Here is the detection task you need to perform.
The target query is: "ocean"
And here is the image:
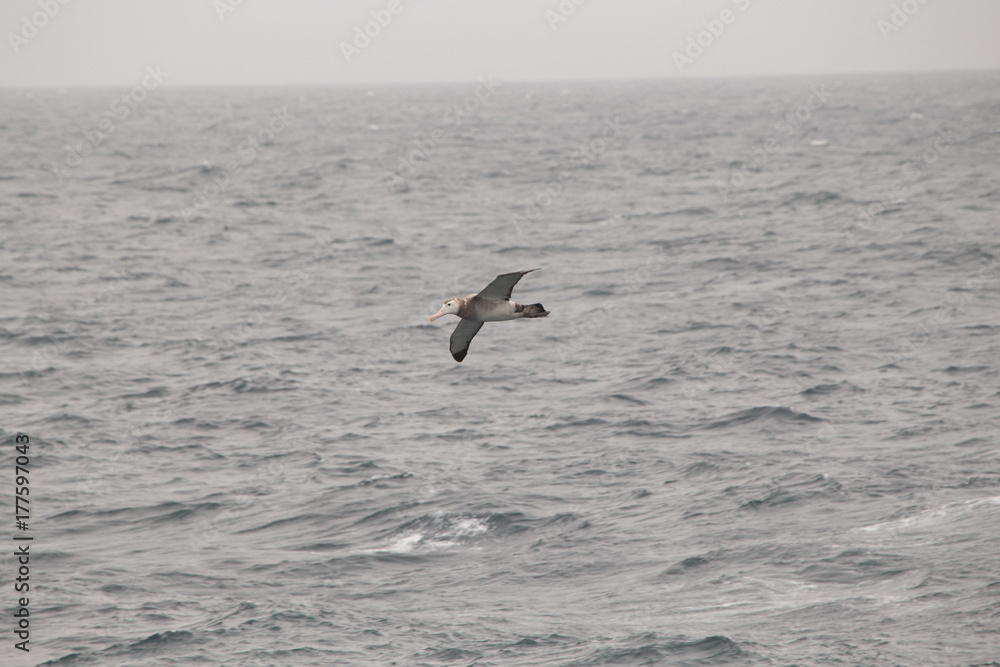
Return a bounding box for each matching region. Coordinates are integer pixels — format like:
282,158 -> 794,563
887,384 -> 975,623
2,71 -> 999,666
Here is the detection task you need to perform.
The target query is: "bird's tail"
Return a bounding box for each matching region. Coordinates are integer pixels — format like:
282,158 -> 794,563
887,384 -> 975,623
521,303 -> 550,318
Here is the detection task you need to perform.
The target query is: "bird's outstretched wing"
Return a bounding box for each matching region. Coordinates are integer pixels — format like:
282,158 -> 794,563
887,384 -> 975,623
450,319 -> 484,362
476,269 -> 539,301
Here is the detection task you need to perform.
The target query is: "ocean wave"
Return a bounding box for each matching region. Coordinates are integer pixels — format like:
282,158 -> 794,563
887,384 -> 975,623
378,511 -> 528,553
740,473 -> 844,510
701,406 -> 824,430
577,634 -> 742,665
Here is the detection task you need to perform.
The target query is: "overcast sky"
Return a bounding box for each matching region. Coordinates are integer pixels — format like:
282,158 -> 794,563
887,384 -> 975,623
2,0 -> 998,86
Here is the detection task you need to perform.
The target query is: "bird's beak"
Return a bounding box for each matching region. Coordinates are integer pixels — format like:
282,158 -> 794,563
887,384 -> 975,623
430,306 -> 447,322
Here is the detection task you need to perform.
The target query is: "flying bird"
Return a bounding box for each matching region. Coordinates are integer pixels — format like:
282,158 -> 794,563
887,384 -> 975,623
430,269 -> 549,362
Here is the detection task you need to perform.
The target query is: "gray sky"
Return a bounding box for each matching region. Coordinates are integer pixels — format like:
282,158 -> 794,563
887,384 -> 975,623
2,0 -> 998,86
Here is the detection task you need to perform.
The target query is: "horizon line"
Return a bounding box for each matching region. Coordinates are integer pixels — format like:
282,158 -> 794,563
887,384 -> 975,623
2,66 -> 999,90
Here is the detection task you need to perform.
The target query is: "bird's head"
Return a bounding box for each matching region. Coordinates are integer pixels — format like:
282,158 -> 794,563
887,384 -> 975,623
430,298 -> 461,322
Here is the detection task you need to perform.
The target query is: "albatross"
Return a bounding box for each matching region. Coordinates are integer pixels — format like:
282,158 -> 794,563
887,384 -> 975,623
430,268 -> 549,362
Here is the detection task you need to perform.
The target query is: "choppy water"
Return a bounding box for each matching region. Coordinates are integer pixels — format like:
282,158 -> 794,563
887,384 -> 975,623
2,72 -> 1000,666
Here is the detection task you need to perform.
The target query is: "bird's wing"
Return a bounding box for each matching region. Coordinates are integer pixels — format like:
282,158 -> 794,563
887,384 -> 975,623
450,319 -> 484,363
476,269 -> 539,301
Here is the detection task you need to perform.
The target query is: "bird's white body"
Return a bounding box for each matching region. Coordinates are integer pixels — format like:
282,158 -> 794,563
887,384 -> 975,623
474,298 -> 521,321
432,295 -> 522,322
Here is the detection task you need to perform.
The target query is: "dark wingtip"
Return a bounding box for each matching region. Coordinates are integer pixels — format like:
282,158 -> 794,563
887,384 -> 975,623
452,349 -> 467,362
